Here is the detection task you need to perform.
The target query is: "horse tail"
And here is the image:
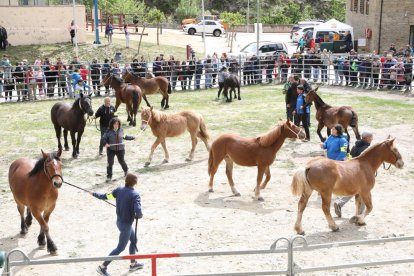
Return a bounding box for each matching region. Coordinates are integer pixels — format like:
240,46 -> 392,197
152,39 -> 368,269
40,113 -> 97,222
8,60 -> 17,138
291,168 -> 312,196
350,110 -> 361,140
199,116 -> 210,141
132,89 -> 140,116
168,82 -> 172,94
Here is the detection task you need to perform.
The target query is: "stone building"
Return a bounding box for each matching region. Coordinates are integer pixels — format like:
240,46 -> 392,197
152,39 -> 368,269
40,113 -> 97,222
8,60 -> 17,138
346,0 -> 414,53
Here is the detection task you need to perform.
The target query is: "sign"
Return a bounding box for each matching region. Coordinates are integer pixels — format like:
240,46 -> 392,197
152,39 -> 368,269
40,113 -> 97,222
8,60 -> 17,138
358,38 -> 366,47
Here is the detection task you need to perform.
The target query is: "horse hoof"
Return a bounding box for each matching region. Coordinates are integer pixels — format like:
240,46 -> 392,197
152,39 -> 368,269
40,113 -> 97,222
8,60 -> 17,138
144,162 -> 150,167
297,231 -> 305,236
257,196 -> 264,202
49,250 -> 58,256
20,229 -> 28,235
72,154 -> 78,159
238,97 -> 241,100
185,158 -> 192,162
357,221 -> 366,226
332,226 -> 340,232
234,192 -> 241,197
349,216 -> 358,224
162,159 -> 169,164
64,147 -> 69,151
38,244 -> 46,249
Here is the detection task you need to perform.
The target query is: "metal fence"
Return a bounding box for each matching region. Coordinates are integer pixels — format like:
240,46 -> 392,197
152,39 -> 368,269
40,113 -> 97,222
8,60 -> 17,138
0,53 -> 413,103
3,235 -> 414,275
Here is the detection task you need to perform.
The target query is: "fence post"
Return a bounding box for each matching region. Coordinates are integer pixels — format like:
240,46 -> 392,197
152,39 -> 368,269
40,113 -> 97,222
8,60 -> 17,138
289,235 -> 308,276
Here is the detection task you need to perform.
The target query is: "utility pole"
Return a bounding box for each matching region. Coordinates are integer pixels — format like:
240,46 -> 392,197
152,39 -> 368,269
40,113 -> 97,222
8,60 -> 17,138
256,0 -> 260,56
247,0 -> 250,33
93,0 -> 100,44
202,0 -> 206,57
72,0 -> 79,57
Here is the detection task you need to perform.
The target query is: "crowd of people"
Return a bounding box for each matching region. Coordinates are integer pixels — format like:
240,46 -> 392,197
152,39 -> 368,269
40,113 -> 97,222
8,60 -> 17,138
0,42 -> 413,102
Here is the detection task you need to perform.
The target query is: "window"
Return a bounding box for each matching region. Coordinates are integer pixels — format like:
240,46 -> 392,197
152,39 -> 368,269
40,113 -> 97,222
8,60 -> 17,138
360,0 -> 365,14
366,0 -> 370,15
352,0 -> 358,12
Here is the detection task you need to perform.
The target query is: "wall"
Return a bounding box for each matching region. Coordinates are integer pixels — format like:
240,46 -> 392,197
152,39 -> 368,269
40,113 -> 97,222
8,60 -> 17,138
346,0 -> 414,53
0,6 -> 86,46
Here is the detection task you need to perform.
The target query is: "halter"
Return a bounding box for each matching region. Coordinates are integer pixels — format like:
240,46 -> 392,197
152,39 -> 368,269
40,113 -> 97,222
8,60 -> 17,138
141,110 -> 152,130
43,158 -> 63,183
284,123 -> 303,140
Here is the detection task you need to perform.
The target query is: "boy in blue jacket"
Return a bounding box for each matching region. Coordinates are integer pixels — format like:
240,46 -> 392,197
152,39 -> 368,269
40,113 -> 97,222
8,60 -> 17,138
320,124 -> 348,161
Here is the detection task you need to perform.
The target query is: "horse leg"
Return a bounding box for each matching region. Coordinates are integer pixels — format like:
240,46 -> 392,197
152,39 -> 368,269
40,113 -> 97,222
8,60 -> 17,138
197,132 -> 211,151
63,129 -> 70,151
345,129 -> 351,152
143,95 -> 151,107
350,192 -> 373,226
160,139 -> 170,164
54,125 -> 63,150
259,166 -> 271,189
237,85 -> 241,100
208,151 -> 226,193
42,205 -> 58,255
25,207 -> 33,227
145,137 -> 162,167
320,193 -> 339,232
294,190 -> 313,235
164,94 -> 170,109
224,156 -> 240,196
126,104 -> 133,125
70,131 -> 78,158
254,166 -> 266,201
186,133 -> 198,161
17,204 -> 28,235
317,122 -> 326,142
76,130 -> 83,155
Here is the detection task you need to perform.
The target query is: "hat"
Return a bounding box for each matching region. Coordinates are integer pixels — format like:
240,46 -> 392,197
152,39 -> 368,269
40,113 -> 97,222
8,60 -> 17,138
297,84 -> 304,90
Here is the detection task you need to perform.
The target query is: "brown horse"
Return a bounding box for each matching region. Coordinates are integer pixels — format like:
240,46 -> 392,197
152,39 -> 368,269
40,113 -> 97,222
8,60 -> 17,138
140,106 -> 210,167
291,137 -> 404,235
305,87 -> 361,143
208,119 -> 306,201
51,94 -> 94,158
101,73 -> 142,126
8,149 -> 63,255
122,70 -> 171,109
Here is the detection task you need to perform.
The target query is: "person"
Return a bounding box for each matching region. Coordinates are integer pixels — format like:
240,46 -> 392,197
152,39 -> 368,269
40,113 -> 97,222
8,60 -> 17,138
101,118 -> 129,183
90,58 -> 101,96
320,124 -> 348,161
124,24 -> 130,48
105,22 -> 113,45
0,24 -> 8,51
68,20 -> 77,46
292,84 -> 310,141
343,31 -> 353,52
91,173 -> 144,276
333,131 -> 373,218
95,97 -> 116,155
285,75 -> 299,121
74,79 -> 90,99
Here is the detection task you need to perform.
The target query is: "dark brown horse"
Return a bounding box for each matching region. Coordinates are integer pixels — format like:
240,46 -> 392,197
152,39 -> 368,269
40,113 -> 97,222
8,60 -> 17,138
51,94 -> 94,158
291,137 -> 404,235
122,70 -> 171,109
305,87 -> 361,142
101,73 -> 142,126
208,119 -> 306,201
9,149 -> 63,255
222,73 -> 241,102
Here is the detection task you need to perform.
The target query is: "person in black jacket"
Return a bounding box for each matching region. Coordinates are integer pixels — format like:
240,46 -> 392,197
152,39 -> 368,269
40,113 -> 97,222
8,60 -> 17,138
0,25 -> 8,51
94,97 -> 116,155
285,75 -> 299,122
90,58 -> 101,96
333,131 -> 373,217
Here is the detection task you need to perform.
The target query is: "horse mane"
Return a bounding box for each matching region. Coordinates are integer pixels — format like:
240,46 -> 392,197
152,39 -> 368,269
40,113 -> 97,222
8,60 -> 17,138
72,98 -> 81,109
113,75 -> 125,84
28,152 -> 60,177
151,108 -> 167,123
257,123 -> 283,147
311,90 -> 331,109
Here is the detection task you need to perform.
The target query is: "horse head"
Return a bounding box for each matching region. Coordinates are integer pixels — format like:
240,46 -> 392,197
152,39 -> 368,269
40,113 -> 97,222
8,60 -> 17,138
283,119 -> 306,140
304,87 -> 318,104
384,136 -> 404,169
79,93 -> 94,116
140,106 -> 153,131
100,73 -> 112,87
122,70 -> 132,82
41,149 -> 63,188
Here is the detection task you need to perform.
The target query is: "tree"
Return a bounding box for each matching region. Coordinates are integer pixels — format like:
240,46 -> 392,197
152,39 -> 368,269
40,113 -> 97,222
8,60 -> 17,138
175,0 -> 200,22
147,7 -> 165,46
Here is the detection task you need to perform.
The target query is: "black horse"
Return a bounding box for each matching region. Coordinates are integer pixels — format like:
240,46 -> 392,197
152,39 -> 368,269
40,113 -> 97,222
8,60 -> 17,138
222,74 -> 241,102
51,94 -> 94,158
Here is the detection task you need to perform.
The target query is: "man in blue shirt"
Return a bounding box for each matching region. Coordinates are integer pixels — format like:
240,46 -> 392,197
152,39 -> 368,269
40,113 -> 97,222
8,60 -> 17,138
92,173 -> 144,276
292,84 -> 310,141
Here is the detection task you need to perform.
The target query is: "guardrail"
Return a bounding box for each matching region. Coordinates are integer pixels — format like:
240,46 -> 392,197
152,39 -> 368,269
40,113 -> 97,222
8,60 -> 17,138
3,235 -> 414,275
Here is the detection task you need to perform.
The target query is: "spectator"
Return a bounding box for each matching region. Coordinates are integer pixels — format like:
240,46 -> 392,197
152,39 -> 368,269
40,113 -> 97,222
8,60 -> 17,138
195,59 -> 203,90
343,31 -> 353,52
79,64 -> 88,81
179,60 -> 187,90
211,52 -> 218,85
124,24 -> 130,48
71,68 -> 82,95
403,56 -> 413,93
68,20 -> 77,46
333,131 -> 373,218
90,58 -> 101,96
371,55 -> 381,89
243,58 -> 253,85
101,58 -> 112,95
25,66 -> 37,100
44,61 -> 58,97
292,84 -> 310,141
34,66 -> 45,97
0,24 -> 8,51
56,61 -> 68,98
186,59 -> 195,90
204,56 -> 213,89
105,21 -> 113,45
320,49 -> 329,84
265,55 -> 276,83
285,75 -> 299,121
0,54 -> 12,80
152,56 -> 162,77
388,43 -> 397,54
69,55 -> 81,71
74,79 -> 90,99
14,62 -> 25,101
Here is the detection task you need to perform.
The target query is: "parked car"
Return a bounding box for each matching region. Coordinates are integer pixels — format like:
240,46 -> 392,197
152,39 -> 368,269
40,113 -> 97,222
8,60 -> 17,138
290,20 -> 324,42
181,15 -> 219,26
183,20 -> 225,37
292,26 -> 315,43
228,41 -> 289,62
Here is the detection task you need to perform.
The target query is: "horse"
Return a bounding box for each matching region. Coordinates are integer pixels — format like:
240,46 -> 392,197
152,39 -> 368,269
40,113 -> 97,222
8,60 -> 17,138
51,94 -> 94,158
101,73 -> 142,126
140,106 -> 210,167
208,119 -> 306,201
122,70 -> 171,109
291,137 -> 404,235
8,149 -> 63,255
222,74 -> 241,102
305,87 -> 361,143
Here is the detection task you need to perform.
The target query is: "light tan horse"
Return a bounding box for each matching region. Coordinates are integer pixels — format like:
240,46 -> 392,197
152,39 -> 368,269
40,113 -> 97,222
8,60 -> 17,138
291,137 -> 404,235
123,70 -> 171,109
140,106 -> 210,167
208,120 -> 306,201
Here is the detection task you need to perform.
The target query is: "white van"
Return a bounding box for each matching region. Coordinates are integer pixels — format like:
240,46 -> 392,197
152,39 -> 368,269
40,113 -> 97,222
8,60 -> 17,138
290,20 -> 324,41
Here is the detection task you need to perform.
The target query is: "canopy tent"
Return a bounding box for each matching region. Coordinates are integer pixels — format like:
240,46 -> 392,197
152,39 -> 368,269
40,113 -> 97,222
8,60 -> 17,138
313,19 -> 354,40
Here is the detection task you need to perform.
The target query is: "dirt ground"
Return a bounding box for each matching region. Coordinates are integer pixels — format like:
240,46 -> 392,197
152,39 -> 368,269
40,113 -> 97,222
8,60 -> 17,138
0,85 -> 414,276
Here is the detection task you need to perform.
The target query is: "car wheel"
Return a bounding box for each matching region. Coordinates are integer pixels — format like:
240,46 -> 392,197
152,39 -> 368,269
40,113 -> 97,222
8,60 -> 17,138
213,30 -> 221,37
188,29 -> 195,35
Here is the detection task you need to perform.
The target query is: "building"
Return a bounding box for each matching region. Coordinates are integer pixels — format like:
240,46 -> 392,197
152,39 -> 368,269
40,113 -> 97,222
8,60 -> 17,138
346,0 -> 414,53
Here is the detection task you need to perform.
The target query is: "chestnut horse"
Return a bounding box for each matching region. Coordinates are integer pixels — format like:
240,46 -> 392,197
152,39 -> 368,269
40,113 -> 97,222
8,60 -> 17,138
51,94 -> 94,158
305,87 -> 361,143
208,119 -> 306,201
9,149 -> 63,255
291,137 -> 404,235
101,73 -> 142,126
122,70 -> 171,109
140,106 -> 210,167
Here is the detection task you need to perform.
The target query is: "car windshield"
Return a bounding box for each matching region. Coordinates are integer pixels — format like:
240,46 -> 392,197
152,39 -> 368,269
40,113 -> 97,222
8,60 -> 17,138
240,43 -> 257,53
